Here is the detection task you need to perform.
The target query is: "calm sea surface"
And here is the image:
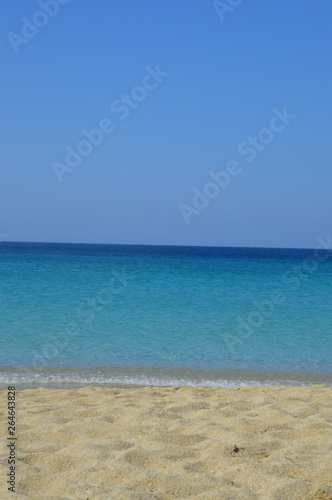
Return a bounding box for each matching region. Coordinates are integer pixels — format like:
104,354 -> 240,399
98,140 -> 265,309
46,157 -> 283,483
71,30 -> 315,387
0,242 -> 331,387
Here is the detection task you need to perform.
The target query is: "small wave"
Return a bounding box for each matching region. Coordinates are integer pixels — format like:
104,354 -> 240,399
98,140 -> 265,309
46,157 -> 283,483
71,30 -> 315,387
0,367 -> 331,389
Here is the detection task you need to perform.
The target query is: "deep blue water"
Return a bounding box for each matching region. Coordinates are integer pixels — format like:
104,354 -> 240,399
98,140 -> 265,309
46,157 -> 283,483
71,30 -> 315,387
0,242 -> 331,386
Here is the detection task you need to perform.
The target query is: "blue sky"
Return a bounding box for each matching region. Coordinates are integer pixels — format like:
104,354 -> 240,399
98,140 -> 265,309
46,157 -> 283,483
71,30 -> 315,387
1,0 -> 331,247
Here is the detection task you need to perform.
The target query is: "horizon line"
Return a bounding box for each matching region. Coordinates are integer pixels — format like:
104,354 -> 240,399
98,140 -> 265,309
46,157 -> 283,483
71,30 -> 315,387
0,240 -> 323,251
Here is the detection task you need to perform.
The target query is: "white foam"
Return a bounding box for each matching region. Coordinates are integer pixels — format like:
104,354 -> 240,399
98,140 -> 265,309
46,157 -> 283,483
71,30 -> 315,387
0,371 -> 328,388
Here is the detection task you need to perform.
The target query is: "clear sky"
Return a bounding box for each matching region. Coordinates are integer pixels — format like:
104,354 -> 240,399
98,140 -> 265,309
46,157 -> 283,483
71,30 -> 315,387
1,0 -> 331,248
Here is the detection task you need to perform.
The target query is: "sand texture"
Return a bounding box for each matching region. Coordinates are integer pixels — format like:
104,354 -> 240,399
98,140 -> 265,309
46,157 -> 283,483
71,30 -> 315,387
1,385 -> 332,499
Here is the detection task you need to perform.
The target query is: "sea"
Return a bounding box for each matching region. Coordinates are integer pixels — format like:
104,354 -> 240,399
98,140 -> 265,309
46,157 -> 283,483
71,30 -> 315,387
0,242 -> 331,389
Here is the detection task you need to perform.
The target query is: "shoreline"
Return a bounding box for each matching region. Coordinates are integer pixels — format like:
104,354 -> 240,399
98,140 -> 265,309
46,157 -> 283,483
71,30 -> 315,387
1,365 -> 332,391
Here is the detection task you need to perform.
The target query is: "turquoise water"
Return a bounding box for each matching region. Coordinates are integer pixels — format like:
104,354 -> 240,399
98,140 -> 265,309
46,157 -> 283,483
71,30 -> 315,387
0,242 -> 331,387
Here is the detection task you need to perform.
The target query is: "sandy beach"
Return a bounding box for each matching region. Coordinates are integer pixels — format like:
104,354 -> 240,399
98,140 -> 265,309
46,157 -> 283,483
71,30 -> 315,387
1,385 -> 332,499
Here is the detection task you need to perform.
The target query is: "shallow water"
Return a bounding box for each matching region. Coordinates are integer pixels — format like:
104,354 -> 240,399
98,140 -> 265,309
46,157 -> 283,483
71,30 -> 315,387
1,242 -> 331,386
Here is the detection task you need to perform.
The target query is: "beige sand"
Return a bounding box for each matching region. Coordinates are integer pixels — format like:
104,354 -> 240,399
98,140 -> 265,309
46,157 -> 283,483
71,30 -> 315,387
1,385 -> 332,499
